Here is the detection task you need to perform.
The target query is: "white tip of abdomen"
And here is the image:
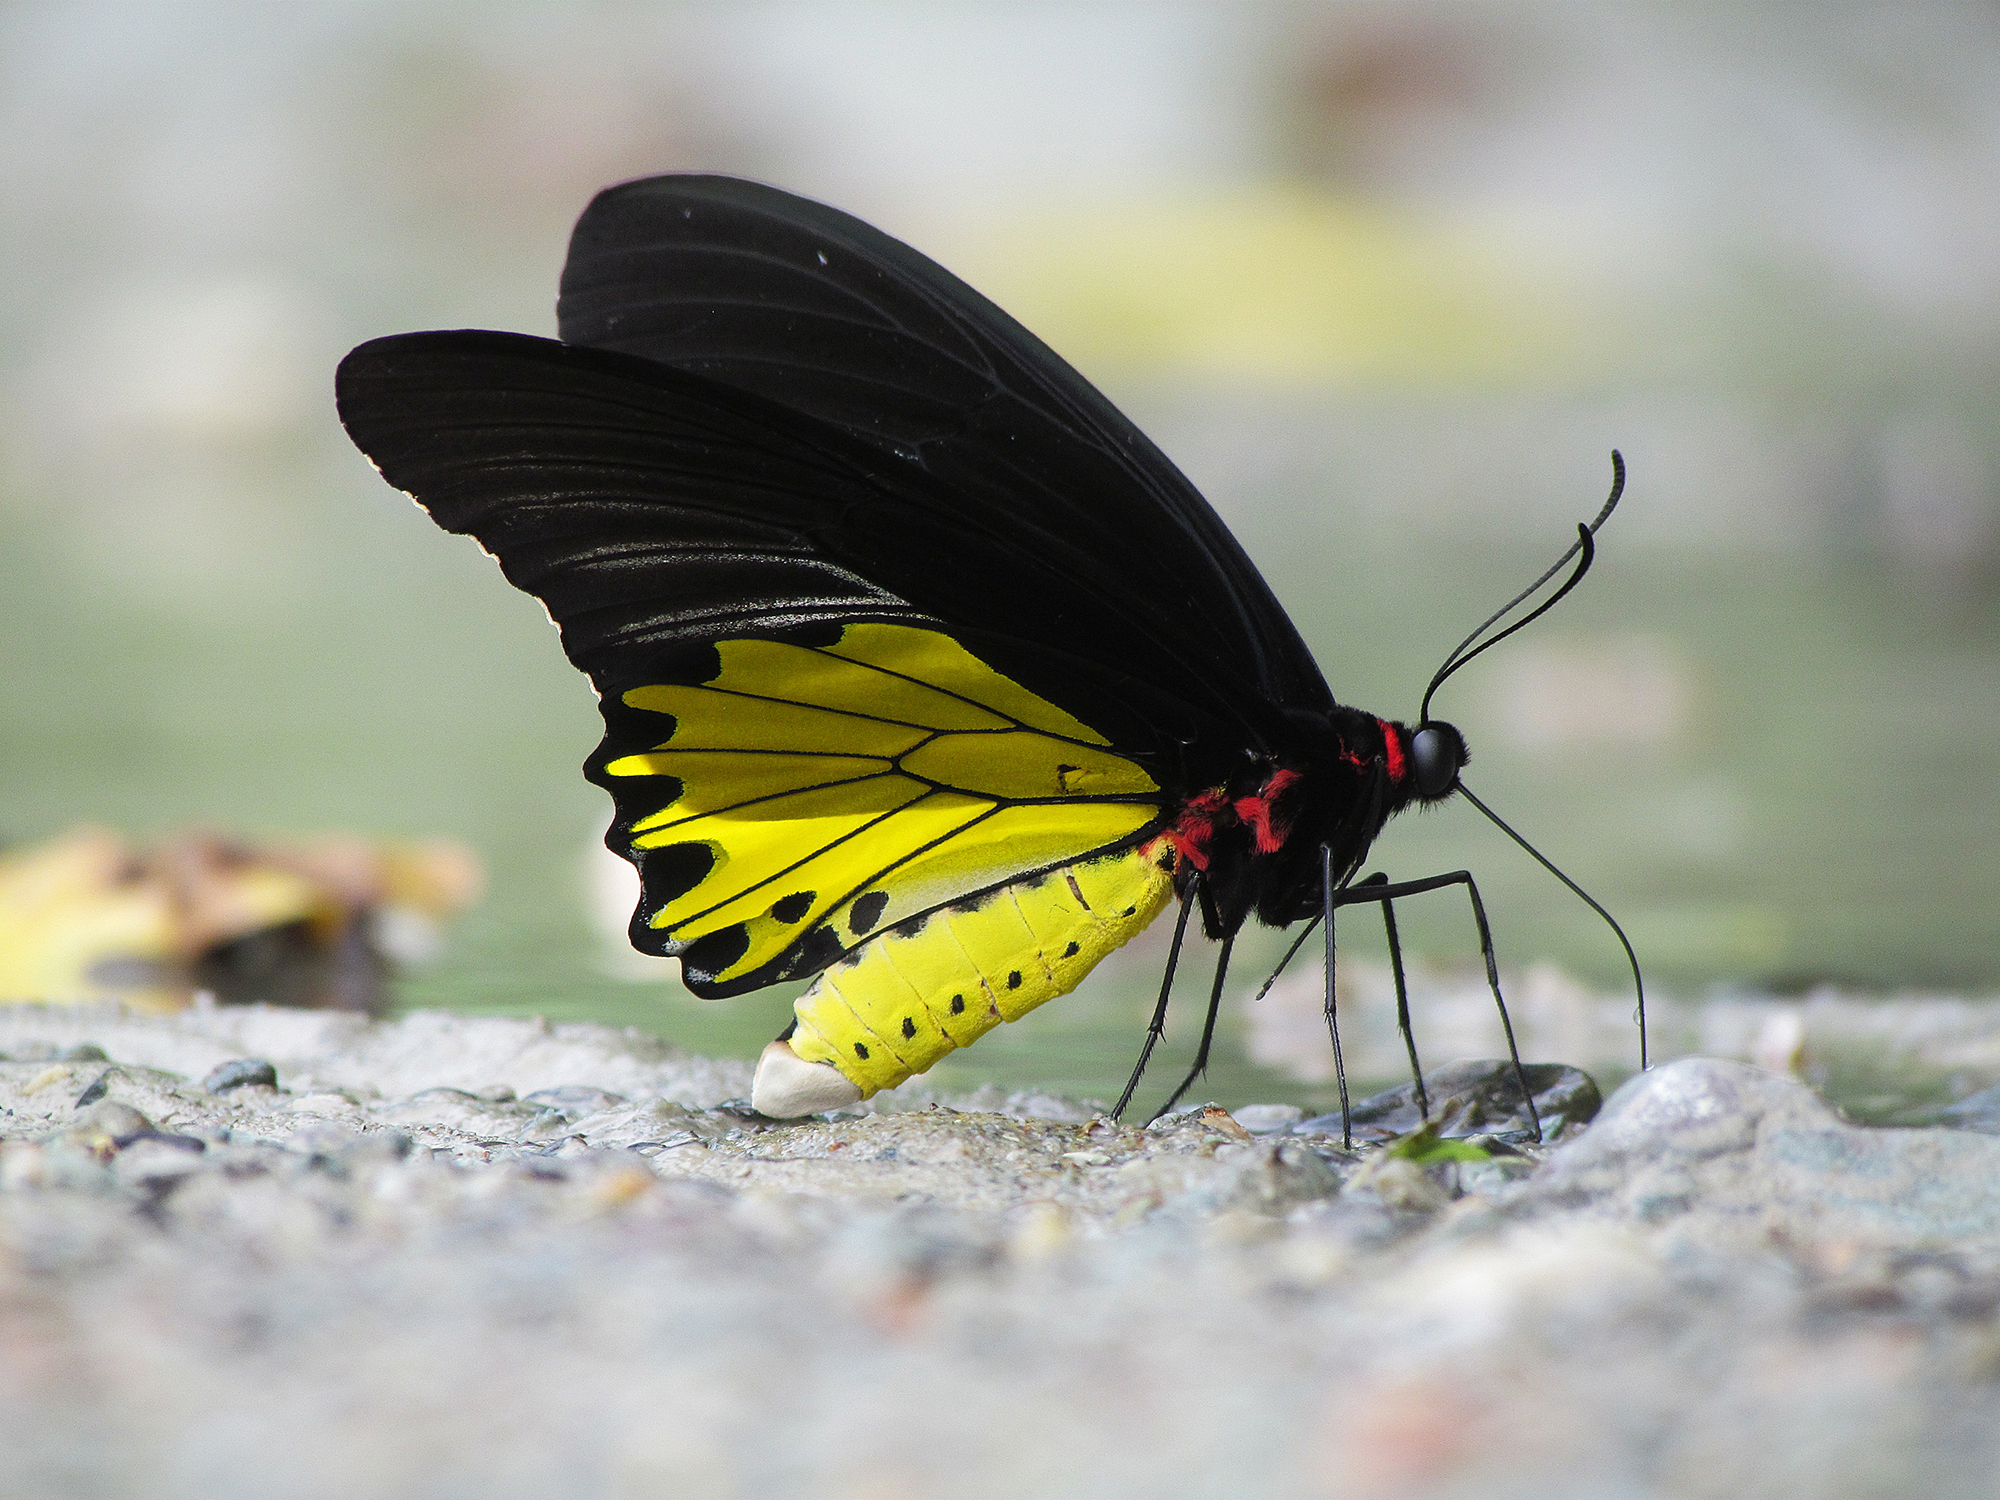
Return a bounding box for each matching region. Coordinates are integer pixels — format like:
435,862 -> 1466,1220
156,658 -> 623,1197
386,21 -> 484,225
752,1038 -> 864,1117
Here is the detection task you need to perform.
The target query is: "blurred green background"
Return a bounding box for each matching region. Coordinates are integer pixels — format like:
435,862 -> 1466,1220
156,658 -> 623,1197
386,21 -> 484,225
4,2 -> 1998,1107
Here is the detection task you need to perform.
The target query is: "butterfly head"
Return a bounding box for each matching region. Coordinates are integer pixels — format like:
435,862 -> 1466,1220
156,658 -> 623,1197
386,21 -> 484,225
1358,712 -> 1464,814
1409,720 -> 1467,802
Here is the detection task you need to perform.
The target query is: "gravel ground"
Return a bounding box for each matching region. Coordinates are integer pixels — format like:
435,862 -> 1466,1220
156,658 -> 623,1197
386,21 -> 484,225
5,1002 -> 2000,1499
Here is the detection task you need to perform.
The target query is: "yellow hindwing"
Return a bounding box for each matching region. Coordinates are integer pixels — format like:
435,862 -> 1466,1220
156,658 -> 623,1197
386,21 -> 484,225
602,623 -> 1163,987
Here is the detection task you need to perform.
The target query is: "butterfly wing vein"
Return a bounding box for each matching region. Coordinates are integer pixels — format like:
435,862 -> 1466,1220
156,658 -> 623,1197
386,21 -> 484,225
596,623 -> 1164,993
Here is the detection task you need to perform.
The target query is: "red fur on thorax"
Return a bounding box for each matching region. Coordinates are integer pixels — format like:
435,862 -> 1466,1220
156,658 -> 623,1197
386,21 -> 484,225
1232,767 -> 1302,854
1377,719 -> 1407,783
1165,789 -> 1231,871
1168,768 -> 1304,867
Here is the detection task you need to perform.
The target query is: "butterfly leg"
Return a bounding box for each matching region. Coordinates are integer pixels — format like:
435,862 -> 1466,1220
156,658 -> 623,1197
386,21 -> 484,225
1322,844 -> 1355,1150
1360,872 -> 1430,1118
1112,887 -> 1196,1120
1459,870 -> 1539,1143
1326,869 -> 1541,1144
1148,933 -> 1236,1123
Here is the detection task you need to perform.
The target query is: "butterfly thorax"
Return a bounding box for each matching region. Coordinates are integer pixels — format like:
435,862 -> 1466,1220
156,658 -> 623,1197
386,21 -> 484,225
1165,705 -> 1447,937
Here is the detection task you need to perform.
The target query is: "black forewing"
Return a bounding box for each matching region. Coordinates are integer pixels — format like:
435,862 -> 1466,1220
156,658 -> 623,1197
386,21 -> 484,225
556,174 -> 1334,725
338,329 -> 913,656
338,329 -> 1231,776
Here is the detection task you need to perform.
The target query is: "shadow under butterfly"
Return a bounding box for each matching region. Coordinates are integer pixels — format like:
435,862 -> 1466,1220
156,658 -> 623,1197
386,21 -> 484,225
335,173 -> 1644,1143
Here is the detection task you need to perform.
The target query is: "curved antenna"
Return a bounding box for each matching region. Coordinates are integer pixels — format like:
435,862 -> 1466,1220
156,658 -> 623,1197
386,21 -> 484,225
1419,451 -> 1626,724
1456,781 -> 1648,1069
1422,524 -> 1593,724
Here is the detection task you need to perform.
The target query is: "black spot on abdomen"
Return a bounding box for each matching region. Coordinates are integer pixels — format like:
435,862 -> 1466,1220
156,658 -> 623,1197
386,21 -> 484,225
949,995 -> 965,1014
1007,971 -> 1022,990
901,1016 -> 916,1039
1062,942 -> 1079,958
854,1041 -> 870,1060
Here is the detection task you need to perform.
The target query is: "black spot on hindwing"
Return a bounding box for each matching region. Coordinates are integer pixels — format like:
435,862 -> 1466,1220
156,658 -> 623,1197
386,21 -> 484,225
850,891 -> 888,935
637,842 -> 713,904
770,891 -> 814,924
781,924 -> 844,979
679,924 -> 750,984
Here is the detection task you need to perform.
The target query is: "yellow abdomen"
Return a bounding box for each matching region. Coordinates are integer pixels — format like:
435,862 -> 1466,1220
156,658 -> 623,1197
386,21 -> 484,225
784,838 -> 1175,1100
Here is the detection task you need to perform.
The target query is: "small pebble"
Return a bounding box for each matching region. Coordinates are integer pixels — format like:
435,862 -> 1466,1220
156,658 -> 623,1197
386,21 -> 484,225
1295,1060 -> 1601,1142
526,1107 -> 576,1136
63,1101 -> 155,1154
1198,1105 -> 1252,1140
627,1135 -> 700,1154
73,1068 -> 115,1107
203,1058 -> 279,1094
1345,1154 -> 1453,1214
1231,1104 -> 1304,1134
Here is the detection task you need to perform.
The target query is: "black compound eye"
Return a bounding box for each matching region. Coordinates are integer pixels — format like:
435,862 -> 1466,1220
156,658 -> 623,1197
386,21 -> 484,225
1411,724 -> 1465,799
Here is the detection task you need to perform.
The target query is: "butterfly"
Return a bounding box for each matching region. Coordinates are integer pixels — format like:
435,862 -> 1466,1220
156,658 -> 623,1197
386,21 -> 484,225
337,173 -> 1636,1128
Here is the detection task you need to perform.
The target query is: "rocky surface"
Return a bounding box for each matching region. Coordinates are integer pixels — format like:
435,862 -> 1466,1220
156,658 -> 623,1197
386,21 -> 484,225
5,1004 -> 2000,1498
1249,960 -> 2000,1117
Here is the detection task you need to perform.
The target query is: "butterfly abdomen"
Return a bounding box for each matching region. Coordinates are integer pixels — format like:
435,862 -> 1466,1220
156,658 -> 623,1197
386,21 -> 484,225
752,839 -> 1176,1114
